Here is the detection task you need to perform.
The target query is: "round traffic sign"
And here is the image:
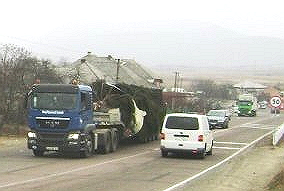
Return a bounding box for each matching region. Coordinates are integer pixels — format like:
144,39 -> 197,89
270,96 -> 282,108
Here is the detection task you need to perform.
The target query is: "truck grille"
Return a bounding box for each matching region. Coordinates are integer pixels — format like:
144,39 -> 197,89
239,108 -> 249,113
38,132 -> 66,146
36,117 -> 70,129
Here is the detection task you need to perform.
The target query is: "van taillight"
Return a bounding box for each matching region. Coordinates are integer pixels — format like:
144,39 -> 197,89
198,135 -> 204,142
160,133 -> 165,140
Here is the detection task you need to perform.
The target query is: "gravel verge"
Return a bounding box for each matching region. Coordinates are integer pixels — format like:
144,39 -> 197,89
182,137 -> 284,191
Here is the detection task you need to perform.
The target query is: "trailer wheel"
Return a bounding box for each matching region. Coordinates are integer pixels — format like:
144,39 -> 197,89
110,130 -> 118,152
99,132 -> 111,154
80,133 -> 93,158
198,146 -> 206,159
149,135 -> 154,141
33,149 -> 44,157
139,136 -> 149,143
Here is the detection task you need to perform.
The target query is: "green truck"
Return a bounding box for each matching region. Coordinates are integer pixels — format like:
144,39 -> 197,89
237,94 -> 258,116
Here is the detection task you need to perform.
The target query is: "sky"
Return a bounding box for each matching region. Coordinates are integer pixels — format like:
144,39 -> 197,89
1,0 -> 284,64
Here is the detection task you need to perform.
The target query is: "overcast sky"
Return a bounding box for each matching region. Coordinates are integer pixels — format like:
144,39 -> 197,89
1,0 -> 284,63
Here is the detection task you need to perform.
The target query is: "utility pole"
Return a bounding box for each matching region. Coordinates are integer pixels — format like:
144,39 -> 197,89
172,71 -> 180,110
116,59 -> 120,84
174,71 -> 179,92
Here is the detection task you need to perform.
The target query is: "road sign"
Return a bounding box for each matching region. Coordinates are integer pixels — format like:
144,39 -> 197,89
270,96 -> 282,108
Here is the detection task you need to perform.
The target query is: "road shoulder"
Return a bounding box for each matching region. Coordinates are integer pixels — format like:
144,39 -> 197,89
183,137 -> 284,191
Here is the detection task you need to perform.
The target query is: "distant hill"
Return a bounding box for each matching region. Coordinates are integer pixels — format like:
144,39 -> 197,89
36,20 -> 284,85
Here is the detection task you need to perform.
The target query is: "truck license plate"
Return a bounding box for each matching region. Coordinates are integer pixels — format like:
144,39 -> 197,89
46,147 -> 59,151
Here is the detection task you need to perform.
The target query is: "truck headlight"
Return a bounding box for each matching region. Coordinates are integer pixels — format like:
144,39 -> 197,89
27,132 -> 37,138
68,132 -> 80,140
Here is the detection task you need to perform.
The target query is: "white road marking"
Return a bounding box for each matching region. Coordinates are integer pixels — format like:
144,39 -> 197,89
213,115 -> 276,134
162,129 -> 274,191
240,123 -> 276,130
0,151 -> 152,189
236,115 -> 277,128
251,126 -> 275,130
213,141 -> 248,150
214,141 -> 248,145
213,146 -> 241,150
0,115 -> 279,189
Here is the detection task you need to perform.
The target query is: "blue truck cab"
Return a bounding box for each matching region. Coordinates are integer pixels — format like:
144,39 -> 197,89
26,84 -> 96,157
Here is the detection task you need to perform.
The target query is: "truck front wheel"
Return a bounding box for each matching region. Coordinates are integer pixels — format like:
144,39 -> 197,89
33,149 -> 44,157
80,133 -> 94,158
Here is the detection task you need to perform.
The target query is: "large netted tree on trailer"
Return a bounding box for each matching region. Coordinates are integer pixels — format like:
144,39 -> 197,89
91,80 -> 166,142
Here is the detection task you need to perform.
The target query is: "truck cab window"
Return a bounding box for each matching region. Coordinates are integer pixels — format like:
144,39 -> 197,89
81,92 -> 87,110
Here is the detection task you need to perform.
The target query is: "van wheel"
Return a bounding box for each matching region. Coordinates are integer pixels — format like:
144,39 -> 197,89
198,146 -> 206,159
161,150 -> 168,157
206,141 -> 213,156
198,151 -> 206,159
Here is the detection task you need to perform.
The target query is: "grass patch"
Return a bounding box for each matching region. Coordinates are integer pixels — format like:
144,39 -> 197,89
267,169 -> 284,191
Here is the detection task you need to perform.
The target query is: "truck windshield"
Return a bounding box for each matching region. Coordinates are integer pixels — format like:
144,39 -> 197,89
165,116 -> 199,130
31,93 -> 77,110
239,101 -> 252,106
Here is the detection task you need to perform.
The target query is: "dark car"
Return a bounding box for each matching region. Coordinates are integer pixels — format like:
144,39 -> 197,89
207,109 -> 230,129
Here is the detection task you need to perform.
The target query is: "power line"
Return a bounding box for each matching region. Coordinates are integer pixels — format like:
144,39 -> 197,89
0,35 -> 83,58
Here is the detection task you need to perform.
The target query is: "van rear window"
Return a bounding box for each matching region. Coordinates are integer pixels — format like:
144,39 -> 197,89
165,116 -> 199,130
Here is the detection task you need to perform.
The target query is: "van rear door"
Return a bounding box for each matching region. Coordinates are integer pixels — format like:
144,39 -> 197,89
163,115 -> 202,142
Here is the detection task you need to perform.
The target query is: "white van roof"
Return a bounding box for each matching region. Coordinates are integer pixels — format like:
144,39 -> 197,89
163,113 -> 209,130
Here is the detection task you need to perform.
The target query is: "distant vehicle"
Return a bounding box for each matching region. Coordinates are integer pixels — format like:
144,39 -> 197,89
259,101 -> 267,109
160,113 -> 213,159
232,104 -> 239,114
237,94 -> 258,116
207,110 -> 230,129
223,109 -> 232,120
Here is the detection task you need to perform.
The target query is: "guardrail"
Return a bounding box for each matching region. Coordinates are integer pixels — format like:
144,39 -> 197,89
273,123 -> 284,146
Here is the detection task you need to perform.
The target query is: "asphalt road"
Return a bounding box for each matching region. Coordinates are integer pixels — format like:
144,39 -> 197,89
0,109 -> 283,191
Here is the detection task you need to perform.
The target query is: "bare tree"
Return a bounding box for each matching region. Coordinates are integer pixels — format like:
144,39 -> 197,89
191,79 -> 235,100
0,44 -> 32,124
0,44 -> 63,128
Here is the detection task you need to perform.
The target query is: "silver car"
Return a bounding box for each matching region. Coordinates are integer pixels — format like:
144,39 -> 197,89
207,110 -> 230,129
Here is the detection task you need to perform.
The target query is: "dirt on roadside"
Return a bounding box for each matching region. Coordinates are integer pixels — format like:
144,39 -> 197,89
0,135 -> 26,149
267,169 -> 284,191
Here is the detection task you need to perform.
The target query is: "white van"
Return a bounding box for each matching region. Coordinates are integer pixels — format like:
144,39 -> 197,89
160,113 -> 213,158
